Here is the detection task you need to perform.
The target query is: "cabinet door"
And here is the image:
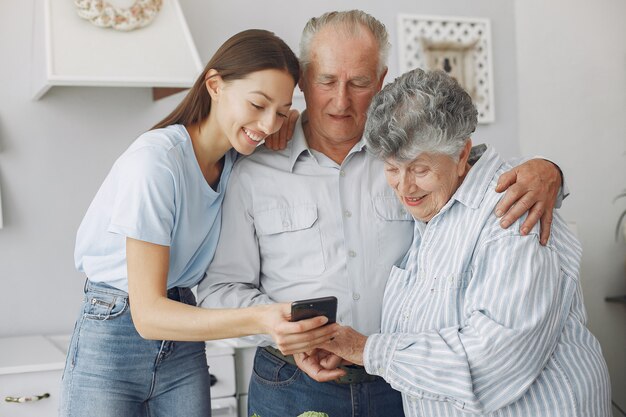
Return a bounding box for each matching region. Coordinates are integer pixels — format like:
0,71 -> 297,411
0,369 -> 62,417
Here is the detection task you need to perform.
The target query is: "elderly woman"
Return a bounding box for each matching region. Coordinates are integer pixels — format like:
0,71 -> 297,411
320,69 -> 611,416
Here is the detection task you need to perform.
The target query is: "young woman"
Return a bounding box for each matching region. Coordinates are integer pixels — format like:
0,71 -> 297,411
59,29 -> 337,417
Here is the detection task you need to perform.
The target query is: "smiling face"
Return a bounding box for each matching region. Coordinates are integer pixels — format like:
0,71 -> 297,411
384,143 -> 472,222
300,25 -> 386,153
210,68 -> 295,155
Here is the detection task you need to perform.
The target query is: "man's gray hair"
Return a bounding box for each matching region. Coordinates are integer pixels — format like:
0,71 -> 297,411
364,68 -> 478,162
299,10 -> 390,77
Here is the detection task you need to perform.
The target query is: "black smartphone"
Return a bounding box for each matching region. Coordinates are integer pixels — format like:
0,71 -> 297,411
290,296 -> 337,324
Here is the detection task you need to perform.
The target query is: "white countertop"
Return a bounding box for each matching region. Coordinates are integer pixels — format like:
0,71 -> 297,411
0,336 -> 66,375
0,334 -> 253,375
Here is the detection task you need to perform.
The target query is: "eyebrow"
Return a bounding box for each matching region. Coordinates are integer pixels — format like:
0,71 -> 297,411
250,91 -> 292,108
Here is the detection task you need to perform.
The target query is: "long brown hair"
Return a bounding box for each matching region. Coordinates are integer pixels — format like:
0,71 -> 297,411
152,29 -> 299,130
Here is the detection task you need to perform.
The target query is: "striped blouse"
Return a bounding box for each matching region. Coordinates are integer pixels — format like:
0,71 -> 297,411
363,146 -> 611,417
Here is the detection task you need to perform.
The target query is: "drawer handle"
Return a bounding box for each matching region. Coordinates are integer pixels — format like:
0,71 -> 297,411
5,393 -> 50,403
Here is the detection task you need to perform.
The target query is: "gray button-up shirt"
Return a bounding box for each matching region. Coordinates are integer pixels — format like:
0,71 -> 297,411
197,116 -> 414,340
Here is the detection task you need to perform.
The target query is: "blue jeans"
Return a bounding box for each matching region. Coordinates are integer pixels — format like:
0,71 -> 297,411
59,280 -> 212,417
248,347 -> 404,417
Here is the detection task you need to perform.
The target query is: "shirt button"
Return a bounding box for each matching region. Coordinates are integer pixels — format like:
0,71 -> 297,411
340,170 -> 346,177
352,293 -> 360,300
344,210 -> 352,218
348,250 -> 357,258
282,221 -> 290,227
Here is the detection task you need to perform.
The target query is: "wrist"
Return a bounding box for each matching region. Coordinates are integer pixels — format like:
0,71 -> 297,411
250,303 -> 276,335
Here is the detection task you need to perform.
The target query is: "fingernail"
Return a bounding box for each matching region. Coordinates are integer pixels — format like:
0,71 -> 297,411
495,209 -> 503,217
500,220 -> 509,228
521,227 -> 528,235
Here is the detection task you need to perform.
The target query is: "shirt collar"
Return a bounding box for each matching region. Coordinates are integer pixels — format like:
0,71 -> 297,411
451,145 -> 504,209
287,111 -> 312,172
287,111 -> 367,171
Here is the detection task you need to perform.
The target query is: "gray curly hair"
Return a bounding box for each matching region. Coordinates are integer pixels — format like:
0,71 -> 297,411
364,69 -> 478,162
299,10 -> 390,77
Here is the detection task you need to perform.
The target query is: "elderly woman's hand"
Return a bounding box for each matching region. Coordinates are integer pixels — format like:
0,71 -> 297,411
494,159 -> 562,245
322,325 -> 368,366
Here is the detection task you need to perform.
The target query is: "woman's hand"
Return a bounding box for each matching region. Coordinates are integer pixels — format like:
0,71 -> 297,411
259,303 -> 338,355
495,159 -> 562,245
322,325 -> 367,366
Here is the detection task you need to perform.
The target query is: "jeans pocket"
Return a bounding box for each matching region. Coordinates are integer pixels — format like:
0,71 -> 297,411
252,349 -> 300,387
83,292 -> 128,320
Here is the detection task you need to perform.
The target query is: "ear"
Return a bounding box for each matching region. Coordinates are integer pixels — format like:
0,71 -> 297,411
205,69 -> 223,101
375,66 -> 388,92
457,138 -> 473,176
297,68 -> 306,92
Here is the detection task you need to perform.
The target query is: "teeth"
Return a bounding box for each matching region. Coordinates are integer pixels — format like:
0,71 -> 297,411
243,128 -> 264,142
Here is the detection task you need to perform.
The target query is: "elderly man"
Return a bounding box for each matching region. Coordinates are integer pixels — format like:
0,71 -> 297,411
321,68 -> 611,417
198,10 -> 564,417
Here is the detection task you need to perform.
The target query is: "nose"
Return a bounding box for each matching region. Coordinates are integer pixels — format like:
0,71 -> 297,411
259,111 -> 278,135
397,171 -> 417,195
333,82 -> 350,111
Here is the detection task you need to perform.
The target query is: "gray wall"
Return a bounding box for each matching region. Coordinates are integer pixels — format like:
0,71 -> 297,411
0,0 -> 519,337
515,0 -> 626,408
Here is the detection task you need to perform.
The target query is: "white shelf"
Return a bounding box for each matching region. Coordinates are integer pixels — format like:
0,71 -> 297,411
31,0 -> 203,100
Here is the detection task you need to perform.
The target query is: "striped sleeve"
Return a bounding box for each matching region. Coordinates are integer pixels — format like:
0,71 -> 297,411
364,233 -> 578,414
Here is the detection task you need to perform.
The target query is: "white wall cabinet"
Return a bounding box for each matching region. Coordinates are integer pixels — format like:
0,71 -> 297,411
0,336 -> 66,417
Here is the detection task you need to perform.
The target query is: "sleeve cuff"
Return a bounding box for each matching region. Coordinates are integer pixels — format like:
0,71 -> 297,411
363,333 -> 402,379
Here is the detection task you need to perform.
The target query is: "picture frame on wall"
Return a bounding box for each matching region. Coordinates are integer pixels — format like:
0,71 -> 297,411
397,14 -> 496,123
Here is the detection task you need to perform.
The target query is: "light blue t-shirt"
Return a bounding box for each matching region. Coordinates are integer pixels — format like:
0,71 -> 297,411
74,124 -> 236,292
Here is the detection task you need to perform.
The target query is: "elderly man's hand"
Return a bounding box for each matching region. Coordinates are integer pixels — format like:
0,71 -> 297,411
264,109 -> 300,150
495,159 -> 562,245
293,349 -> 347,382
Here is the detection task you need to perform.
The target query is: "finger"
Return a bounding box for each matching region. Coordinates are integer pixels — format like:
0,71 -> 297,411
277,134 -> 287,151
276,323 -> 339,353
310,368 -> 347,382
281,315 -> 329,333
539,210 -> 554,246
495,183 -> 526,218
495,169 -> 517,193
263,135 -> 276,150
518,200 -> 544,235
320,354 -> 343,369
286,109 -> 299,141
499,196 -> 535,229
280,331 -> 339,355
297,354 -> 347,382
283,331 -> 338,354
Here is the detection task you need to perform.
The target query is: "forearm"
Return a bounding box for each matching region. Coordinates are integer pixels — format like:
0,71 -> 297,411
131,296 -> 271,341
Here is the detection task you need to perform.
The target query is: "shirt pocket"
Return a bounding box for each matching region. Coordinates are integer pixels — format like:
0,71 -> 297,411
254,204 -> 325,276
422,270 -> 471,329
372,195 -> 414,267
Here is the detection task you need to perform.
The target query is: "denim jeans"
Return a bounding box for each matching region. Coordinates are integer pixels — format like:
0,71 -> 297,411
59,280 -> 211,417
248,347 -> 405,417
